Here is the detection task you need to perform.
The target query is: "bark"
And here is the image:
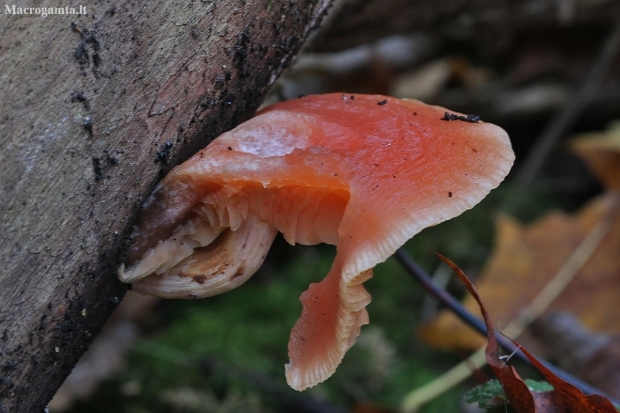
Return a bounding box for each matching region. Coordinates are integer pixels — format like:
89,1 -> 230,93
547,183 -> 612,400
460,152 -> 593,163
0,0 -> 332,411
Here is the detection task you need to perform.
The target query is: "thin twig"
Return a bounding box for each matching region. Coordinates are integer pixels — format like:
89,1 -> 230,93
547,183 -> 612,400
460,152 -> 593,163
515,21 -> 620,188
394,248 -> 620,410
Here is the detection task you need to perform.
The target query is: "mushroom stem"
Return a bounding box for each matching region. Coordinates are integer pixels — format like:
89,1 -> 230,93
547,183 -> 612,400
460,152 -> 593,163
285,262 -> 372,391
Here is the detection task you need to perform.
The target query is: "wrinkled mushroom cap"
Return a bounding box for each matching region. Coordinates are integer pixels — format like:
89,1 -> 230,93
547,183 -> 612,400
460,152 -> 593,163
119,94 -> 514,390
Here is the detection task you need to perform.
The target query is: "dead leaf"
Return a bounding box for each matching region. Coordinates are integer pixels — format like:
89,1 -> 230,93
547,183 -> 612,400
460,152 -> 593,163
570,121 -> 620,190
420,192 -> 620,354
515,339 -> 617,412
436,253 -> 617,413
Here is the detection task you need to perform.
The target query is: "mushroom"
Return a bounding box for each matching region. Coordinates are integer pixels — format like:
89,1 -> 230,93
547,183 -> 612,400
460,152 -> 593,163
119,93 -> 514,390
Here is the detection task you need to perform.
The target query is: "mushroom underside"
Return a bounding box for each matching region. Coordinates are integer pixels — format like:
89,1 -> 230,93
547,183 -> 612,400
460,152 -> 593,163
119,93 -> 515,392
131,215 -> 277,299
119,181 -> 374,390
120,185 -> 350,298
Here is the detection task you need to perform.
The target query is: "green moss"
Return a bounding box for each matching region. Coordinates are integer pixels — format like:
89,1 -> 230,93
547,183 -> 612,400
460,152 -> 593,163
465,379 -> 553,411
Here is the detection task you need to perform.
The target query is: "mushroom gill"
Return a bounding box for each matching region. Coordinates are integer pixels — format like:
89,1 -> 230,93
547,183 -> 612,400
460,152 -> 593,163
119,93 -> 515,390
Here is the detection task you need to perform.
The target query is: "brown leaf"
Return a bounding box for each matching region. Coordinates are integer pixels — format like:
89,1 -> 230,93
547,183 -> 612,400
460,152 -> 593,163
516,340 -> 616,412
570,121 -> 620,190
435,253 -> 617,413
420,193 -> 620,353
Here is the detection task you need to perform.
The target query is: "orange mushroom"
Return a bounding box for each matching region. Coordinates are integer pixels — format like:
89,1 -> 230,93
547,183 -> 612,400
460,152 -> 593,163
119,93 -> 514,390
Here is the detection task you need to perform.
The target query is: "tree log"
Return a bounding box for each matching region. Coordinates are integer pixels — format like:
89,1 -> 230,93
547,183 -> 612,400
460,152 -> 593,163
0,1 -> 332,411
313,0 -> 620,52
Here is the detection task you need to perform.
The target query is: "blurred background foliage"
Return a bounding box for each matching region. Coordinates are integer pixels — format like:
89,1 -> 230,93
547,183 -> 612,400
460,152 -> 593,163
51,0 -> 620,411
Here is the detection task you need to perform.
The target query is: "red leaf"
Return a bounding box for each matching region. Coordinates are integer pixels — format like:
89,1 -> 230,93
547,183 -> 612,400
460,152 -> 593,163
434,253 -> 617,413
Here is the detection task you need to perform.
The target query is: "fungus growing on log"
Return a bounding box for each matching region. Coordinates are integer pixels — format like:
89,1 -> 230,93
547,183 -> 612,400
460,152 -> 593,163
119,93 -> 514,390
